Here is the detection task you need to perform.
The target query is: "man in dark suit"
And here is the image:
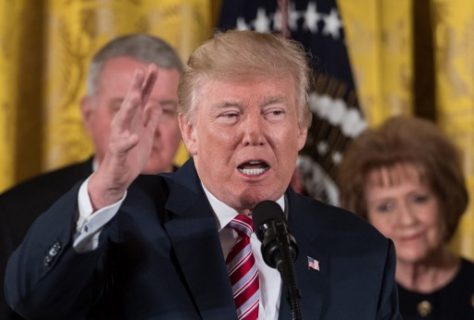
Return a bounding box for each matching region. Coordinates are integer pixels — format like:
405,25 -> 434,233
0,34 -> 183,319
0,159 -> 92,320
5,30 -> 401,319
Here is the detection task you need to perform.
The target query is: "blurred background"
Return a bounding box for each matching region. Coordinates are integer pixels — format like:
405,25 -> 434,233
0,0 -> 472,259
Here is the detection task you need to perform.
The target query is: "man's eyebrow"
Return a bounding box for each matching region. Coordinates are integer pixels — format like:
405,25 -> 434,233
157,99 -> 178,107
261,96 -> 288,106
212,101 -> 242,109
210,97 -> 288,110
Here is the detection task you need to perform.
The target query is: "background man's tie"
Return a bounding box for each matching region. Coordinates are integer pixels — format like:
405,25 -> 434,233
226,214 -> 260,320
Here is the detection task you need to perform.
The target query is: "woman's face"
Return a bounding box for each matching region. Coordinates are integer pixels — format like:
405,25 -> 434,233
365,163 -> 446,265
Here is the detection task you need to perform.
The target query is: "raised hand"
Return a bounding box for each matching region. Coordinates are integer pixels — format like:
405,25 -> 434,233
88,65 -> 160,210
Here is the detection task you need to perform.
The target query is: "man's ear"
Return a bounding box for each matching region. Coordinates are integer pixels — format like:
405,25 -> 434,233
80,96 -> 94,135
297,125 -> 308,152
178,113 -> 198,156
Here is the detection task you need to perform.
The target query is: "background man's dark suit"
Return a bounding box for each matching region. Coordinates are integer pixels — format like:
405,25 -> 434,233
0,158 -> 93,319
5,160 -> 400,319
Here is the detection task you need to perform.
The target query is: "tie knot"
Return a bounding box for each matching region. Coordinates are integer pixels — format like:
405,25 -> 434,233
228,214 -> 254,237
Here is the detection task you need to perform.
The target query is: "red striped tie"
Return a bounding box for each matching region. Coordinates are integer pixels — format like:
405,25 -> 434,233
226,214 -> 260,320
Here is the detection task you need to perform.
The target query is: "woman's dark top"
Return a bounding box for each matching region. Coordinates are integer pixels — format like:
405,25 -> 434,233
398,258 -> 474,319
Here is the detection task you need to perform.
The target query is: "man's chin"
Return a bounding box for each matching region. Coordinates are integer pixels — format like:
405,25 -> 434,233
239,188 -> 282,210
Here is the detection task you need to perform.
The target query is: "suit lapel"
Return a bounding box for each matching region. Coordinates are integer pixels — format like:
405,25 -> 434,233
279,190 -> 330,320
163,160 -> 237,319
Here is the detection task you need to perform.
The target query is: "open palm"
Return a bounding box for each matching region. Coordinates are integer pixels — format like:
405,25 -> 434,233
88,65 -> 160,209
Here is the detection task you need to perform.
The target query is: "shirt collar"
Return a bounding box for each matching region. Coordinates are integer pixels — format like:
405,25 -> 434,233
201,183 -> 285,231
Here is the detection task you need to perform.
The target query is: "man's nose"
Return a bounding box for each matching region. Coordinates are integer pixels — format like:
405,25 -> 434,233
153,119 -> 162,136
242,114 -> 264,146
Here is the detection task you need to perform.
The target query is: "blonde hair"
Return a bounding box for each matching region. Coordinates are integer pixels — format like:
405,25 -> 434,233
178,30 -> 312,127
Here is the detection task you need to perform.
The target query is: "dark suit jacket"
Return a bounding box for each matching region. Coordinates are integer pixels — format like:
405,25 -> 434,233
0,158 -> 93,319
5,160 -> 400,319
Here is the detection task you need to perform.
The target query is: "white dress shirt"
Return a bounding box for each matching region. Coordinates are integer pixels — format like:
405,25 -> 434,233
73,178 -> 283,320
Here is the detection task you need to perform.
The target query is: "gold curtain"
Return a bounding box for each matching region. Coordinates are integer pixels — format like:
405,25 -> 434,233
0,0 -> 217,193
0,0 -> 21,190
339,0 -> 414,126
44,0 -> 216,171
339,0 -> 474,260
0,0 -> 44,190
432,0 -> 474,259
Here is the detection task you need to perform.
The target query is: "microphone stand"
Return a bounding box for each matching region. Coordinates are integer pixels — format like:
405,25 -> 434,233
274,220 -> 302,320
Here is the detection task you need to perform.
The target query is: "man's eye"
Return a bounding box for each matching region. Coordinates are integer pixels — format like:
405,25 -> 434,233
265,108 -> 285,120
219,112 -> 239,119
156,100 -> 177,113
217,112 -> 240,124
162,108 -> 177,117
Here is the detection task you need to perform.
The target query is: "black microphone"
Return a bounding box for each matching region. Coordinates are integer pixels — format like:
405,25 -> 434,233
252,200 -> 302,320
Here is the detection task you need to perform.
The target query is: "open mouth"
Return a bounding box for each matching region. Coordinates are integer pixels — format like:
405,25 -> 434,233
237,160 -> 270,176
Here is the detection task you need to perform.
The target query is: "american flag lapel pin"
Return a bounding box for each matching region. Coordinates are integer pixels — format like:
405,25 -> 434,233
307,256 -> 320,271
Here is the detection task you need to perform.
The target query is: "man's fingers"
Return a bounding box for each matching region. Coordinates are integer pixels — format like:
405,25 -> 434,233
141,64 -> 158,104
109,131 -> 140,155
128,68 -> 146,96
115,65 -> 157,133
118,133 -> 140,154
106,66 -> 158,168
114,69 -> 146,132
113,95 -> 141,135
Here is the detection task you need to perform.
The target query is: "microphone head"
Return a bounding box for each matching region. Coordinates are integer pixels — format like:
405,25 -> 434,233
252,200 -> 285,241
252,200 -> 298,268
